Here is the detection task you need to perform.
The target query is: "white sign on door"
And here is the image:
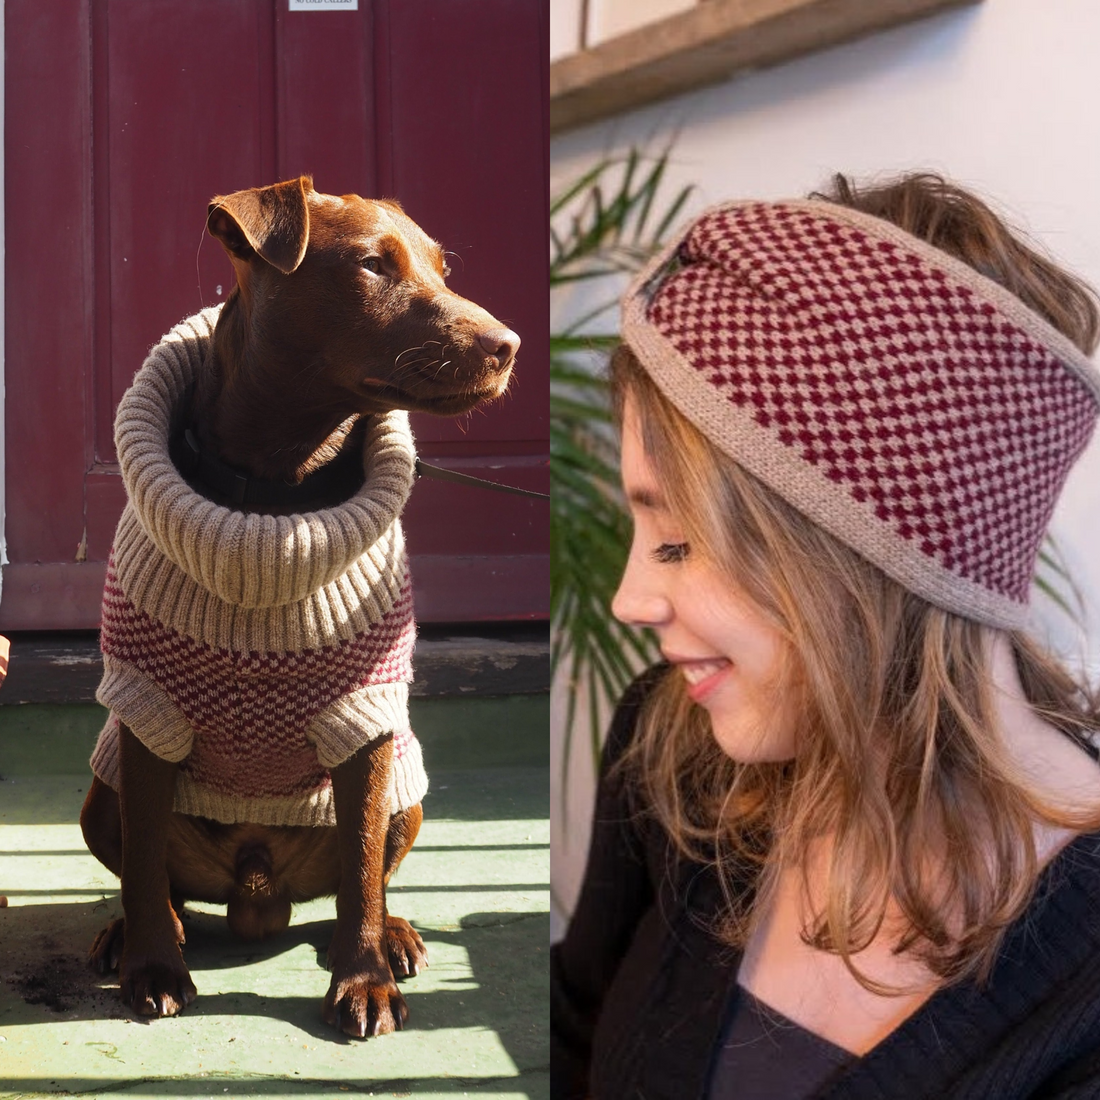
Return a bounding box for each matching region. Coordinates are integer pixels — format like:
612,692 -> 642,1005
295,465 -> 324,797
289,0 -> 358,10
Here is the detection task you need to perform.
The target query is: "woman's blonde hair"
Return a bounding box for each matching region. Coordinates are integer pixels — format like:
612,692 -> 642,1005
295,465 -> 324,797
610,173 -> 1100,989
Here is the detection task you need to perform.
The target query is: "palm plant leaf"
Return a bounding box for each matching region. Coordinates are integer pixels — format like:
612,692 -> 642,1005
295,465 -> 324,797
1034,538 -> 1086,623
551,150 -> 692,809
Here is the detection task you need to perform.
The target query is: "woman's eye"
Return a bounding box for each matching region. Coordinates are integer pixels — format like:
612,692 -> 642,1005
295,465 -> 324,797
362,258 -> 382,274
651,542 -> 689,564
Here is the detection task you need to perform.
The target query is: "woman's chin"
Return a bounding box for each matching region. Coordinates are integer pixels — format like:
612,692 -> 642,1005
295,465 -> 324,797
708,719 -> 796,764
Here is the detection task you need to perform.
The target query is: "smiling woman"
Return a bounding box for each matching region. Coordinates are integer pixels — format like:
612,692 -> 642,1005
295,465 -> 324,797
551,174 -> 1100,1100
613,399 -> 798,763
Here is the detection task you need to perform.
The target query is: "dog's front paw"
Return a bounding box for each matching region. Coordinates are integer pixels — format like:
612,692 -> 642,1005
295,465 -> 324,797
386,915 -> 428,978
119,947 -> 197,1018
90,918 -> 126,974
323,967 -> 408,1038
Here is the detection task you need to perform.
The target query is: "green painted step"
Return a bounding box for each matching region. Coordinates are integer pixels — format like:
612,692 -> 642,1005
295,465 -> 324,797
0,761 -> 548,1096
0,695 -> 549,778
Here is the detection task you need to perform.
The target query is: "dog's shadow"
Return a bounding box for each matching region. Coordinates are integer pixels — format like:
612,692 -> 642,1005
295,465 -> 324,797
180,905 -> 546,1058
179,903 -> 332,969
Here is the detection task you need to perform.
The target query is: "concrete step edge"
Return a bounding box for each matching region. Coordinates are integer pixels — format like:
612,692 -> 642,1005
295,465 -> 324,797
0,628 -> 549,705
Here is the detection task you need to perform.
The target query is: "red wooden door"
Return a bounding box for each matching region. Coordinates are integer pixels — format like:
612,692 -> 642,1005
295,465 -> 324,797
3,0 -> 548,629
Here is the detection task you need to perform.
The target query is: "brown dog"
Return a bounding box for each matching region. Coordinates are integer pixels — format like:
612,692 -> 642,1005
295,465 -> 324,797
79,176 -> 518,1037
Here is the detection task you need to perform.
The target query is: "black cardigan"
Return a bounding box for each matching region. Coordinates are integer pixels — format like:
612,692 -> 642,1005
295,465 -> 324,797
551,667 -> 1100,1100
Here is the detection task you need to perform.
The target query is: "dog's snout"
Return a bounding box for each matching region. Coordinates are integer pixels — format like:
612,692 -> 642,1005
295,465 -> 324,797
477,327 -> 520,365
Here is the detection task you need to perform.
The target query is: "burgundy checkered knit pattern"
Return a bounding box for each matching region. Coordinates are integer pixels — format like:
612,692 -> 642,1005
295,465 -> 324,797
90,308 -> 427,826
98,555 -> 415,809
622,201 -> 1100,627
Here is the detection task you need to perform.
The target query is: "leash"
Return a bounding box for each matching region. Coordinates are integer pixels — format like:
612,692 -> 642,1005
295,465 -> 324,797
415,457 -> 549,500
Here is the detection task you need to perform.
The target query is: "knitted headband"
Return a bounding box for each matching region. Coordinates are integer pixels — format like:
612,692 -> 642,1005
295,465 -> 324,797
621,200 -> 1100,628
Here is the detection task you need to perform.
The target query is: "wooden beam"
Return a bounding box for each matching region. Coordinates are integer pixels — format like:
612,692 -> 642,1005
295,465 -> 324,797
551,0 -> 983,134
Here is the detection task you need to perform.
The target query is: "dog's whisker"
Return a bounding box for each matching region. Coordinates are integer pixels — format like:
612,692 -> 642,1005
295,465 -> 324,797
386,364 -> 439,390
392,358 -> 448,387
394,343 -> 433,365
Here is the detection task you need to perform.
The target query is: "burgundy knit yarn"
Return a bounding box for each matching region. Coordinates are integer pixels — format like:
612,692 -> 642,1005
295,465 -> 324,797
621,201 -> 1100,627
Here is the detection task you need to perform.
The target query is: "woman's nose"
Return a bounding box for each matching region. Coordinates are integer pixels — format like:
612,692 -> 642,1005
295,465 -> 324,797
611,553 -> 671,627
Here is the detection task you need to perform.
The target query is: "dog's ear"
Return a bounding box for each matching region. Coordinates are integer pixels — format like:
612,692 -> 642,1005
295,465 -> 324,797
207,176 -> 311,275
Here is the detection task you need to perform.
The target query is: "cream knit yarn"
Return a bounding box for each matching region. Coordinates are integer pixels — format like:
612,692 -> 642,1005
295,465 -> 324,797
90,308 -> 428,826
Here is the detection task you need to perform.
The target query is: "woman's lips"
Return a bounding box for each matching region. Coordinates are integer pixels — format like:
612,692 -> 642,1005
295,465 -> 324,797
672,657 -> 732,703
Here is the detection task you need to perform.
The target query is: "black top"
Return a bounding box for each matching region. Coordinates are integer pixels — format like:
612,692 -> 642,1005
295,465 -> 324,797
708,986 -> 854,1099
551,666 -> 1100,1100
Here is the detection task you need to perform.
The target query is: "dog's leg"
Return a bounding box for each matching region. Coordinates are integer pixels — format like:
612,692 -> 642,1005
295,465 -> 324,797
81,774 -> 192,976
81,774 -> 123,874
81,775 -> 127,972
383,804 -> 428,978
325,734 -> 405,1038
116,721 -> 197,1017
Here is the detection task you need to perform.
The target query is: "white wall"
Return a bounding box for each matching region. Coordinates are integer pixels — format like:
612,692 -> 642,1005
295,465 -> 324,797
550,0 -> 697,60
550,0 -> 583,61
551,0 -> 1100,938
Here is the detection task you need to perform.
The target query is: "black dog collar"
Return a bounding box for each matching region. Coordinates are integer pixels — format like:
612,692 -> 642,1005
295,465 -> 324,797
176,428 -> 363,509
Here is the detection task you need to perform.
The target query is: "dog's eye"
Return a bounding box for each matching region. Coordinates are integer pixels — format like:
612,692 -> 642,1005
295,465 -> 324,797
361,258 -> 382,274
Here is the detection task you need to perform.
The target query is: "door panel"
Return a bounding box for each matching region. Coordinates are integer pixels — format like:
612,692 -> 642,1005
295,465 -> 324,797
93,0 -> 276,468
5,1 -> 92,567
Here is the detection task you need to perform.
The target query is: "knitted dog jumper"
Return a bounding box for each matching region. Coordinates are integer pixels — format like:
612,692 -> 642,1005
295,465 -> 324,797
90,307 -> 428,826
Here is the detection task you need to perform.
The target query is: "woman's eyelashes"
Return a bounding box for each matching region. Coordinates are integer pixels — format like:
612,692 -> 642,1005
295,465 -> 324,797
651,541 -> 690,564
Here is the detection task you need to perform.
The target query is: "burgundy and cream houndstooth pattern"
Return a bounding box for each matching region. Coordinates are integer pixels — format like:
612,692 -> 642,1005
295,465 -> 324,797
90,309 -> 427,826
622,201 -> 1100,627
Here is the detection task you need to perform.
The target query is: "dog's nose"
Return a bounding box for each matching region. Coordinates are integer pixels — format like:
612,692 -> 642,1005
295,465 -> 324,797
477,327 -> 520,366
